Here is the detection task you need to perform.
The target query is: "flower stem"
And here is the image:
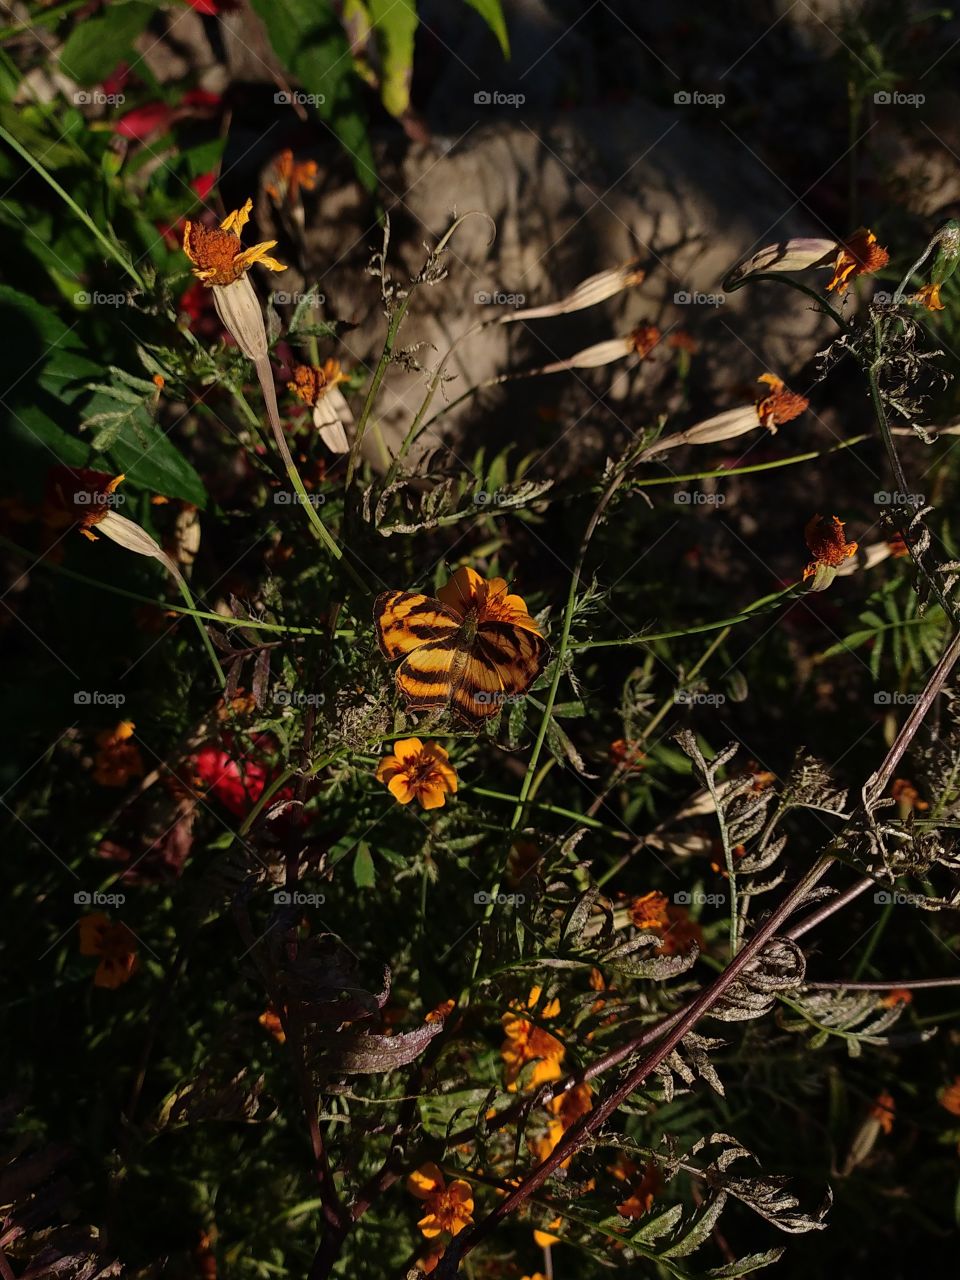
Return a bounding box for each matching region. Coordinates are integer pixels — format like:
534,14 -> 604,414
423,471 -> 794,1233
175,574 -> 225,687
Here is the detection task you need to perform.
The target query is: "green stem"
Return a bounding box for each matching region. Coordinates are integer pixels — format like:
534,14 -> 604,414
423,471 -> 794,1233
569,586 -> 795,651
0,124 -> 145,289
176,574 -> 225,687
726,271 -> 851,332
347,298 -> 411,488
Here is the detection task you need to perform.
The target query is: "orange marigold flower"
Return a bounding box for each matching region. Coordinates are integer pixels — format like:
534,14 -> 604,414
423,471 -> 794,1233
629,323 -> 661,358
407,1162 -> 474,1239
259,1005 -> 286,1043
939,1076 -> 960,1116
608,1156 -> 662,1218
549,1081 -> 593,1129
521,1274 -> 548,1280
803,514 -> 858,579
436,565 -> 543,635
376,738 -> 458,810
887,532 -> 910,558
288,359 -> 348,406
659,905 -> 704,956
78,912 -> 139,988
891,778 -> 929,812
533,1217 -> 562,1247
913,282 -> 945,311
265,148 -> 318,204
426,998 -> 455,1024
609,738 -> 646,771
416,1243 -> 446,1274
870,1090 -> 895,1135
92,720 -> 144,787
755,373 -> 809,428
183,199 -> 286,286
826,228 -> 890,294
501,985 -> 565,1091
629,890 -> 670,931
879,988 -> 912,1008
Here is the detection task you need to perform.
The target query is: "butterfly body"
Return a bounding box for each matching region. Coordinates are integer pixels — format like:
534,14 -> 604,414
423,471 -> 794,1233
373,568 -> 549,725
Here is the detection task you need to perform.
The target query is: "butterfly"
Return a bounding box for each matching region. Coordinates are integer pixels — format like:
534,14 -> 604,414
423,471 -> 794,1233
373,566 -> 550,724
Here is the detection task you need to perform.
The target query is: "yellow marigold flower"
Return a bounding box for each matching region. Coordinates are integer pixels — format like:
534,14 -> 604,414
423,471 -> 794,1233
939,1076 -> 960,1116
826,227 -> 890,294
406,1162 -> 474,1239
879,988 -> 912,1009
92,720 -> 144,787
914,282 -> 945,311
803,514 -> 858,579
629,890 -> 670,930
376,738 -> 458,810
265,148 -> 318,204
870,1090 -> 895,1135
78,913 -> 139,988
754,373 -> 809,428
501,985 -> 565,1091
183,199 -> 286,287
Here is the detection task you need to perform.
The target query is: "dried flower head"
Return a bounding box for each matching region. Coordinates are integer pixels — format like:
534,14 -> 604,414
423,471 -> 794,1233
869,1090 -> 895,1135
93,720 -> 144,787
183,199 -> 285,286
755,373 -> 809,428
803,515 -> 858,579
629,323 -> 661,359
913,282 -> 945,312
826,228 -> 889,294
288,359 -> 348,406
265,149 -> 318,204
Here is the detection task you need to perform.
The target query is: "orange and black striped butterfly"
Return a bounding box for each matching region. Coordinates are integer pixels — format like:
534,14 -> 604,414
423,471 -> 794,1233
374,566 -> 550,724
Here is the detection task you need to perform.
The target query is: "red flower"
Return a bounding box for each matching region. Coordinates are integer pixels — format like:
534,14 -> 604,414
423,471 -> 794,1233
114,89 -> 221,143
192,733 -> 292,817
182,0 -> 239,13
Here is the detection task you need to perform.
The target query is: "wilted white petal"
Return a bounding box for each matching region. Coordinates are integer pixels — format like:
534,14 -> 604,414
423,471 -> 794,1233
642,406 -> 761,460
313,395 -> 350,453
725,238 -> 837,289
98,511 -> 185,583
213,275 -> 269,363
835,540 -> 894,577
535,337 -> 634,374
500,261 -> 644,323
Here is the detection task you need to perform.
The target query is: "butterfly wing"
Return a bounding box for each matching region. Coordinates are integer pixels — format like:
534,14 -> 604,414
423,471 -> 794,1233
394,637 -> 459,713
477,622 -> 550,698
374,591 -> 461,661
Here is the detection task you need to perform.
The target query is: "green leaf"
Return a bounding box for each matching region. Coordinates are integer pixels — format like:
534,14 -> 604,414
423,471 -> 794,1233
60,2 -> 157,86
463,0 -> 510,57
352,840 -> 376,888
249,0 -> 377,192
368,0 -> 418,118
82,391 -> 207,506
